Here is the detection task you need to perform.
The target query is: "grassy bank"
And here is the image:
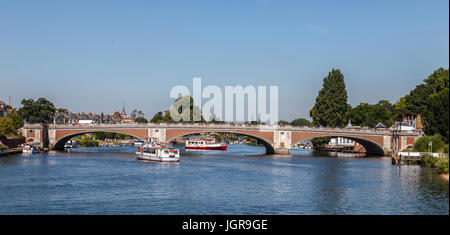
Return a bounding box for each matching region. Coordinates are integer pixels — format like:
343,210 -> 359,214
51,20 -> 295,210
422,155 -> 449,174
76,139 -> 99,147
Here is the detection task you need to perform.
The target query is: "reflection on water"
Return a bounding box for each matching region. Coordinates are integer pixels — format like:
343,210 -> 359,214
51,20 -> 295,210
0,145 -> 448,214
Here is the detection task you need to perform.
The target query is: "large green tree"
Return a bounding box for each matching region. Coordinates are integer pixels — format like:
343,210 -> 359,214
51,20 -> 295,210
348,100 -> 394,127
423,88 -> 449,143
17,98 -> 56,123
393,67 -> 449,142
413,134 -> 447,153
311,136 -> 332,150
394,67 -> 448,120
277,120 -> 290,126
170,95 -> 204,123
6,113 -> 24,130
150,95 -> 205,123
0,117 -> 17,137
150,111 -> 165,123
134,117 -> 148,123
310,69 -> 350,127
290,118 -> 311,127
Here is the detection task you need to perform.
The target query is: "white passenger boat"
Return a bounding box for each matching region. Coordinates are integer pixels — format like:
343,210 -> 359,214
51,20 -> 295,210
64,140 -> 78,149
135,141 -> 180,162
134,140 -> 145,146
22,144 -> 41,154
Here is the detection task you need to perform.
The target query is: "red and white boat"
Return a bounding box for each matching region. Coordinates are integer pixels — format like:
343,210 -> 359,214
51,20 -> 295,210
185,138 -> 227,151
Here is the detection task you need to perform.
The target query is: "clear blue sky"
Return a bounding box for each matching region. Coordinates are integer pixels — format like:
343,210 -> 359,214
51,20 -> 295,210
1,0 -> 448,121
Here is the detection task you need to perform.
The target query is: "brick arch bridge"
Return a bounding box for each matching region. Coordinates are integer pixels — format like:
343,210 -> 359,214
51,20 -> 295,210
21,123 -> 423,155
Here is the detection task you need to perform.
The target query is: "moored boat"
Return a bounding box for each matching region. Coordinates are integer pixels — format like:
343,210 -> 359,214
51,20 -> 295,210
64,140 -> 78,149
22,144 -> 41,154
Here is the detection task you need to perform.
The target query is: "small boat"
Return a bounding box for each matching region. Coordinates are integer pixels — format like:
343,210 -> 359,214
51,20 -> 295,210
135,141 -> 180,162
64,140 -> 78,149
22,144 -> 41,154
185,138 -> 227,151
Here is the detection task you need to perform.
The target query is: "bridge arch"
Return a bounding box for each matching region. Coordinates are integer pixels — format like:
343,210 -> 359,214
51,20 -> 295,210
166,130 -> 276,154
291,134 -> 386,156
52,130 -> 145,150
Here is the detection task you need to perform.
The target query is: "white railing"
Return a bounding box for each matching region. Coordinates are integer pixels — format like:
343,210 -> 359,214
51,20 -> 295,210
398,152 -> 449,158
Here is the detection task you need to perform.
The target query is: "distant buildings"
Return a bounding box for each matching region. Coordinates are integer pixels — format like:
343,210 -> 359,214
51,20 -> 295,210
327,137 -> 365,152
374,122 -> 386,130
389,114 -> 423,131
324,115 -> 424,153
0,101 -> 6,117
53,104 -> 135,124
344,120 -> 361,129
0,100 -> 13,117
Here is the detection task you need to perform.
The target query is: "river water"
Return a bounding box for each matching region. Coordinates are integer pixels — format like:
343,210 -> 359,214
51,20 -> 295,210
0,145 -> 448,214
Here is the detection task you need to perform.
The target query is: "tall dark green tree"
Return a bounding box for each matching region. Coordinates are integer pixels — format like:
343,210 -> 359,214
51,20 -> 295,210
393,67 -> 449,142
17,98 -> 56,123
423,88 -> 449,143
394,67 -> 449,120
310,69 -> 350,127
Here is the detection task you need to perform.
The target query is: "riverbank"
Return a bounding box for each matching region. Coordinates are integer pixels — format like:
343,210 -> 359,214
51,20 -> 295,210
0,148 -> 22,156
0,147 -> 50,157
440,174 -> 449,182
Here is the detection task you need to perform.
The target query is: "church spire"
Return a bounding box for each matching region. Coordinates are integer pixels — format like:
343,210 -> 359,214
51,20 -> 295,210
121,101 -> 127,117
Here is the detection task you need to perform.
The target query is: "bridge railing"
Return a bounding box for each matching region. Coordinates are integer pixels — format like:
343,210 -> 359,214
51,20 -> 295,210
398,151 -> 449,159
21,123 -> 43,128
22,123 -> 422,136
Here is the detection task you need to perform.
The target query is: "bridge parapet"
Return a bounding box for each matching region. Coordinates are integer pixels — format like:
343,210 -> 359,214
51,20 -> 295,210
21,123 -> 43,129
33,123 -> 422,136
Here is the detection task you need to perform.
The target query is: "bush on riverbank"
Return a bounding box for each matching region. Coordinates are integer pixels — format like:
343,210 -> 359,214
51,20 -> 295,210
413,135 -> 448,153
436,158 -> 449,174
76,139 -> 99,147
422,154 -> 438,168
421,154 -> 449,174
311,137 -> 332,150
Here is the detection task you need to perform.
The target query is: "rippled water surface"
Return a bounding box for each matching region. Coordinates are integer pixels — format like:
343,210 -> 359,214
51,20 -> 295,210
0,145 -> 448,214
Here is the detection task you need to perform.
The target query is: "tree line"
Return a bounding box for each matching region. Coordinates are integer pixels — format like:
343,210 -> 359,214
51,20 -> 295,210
308,67 -> 448,152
